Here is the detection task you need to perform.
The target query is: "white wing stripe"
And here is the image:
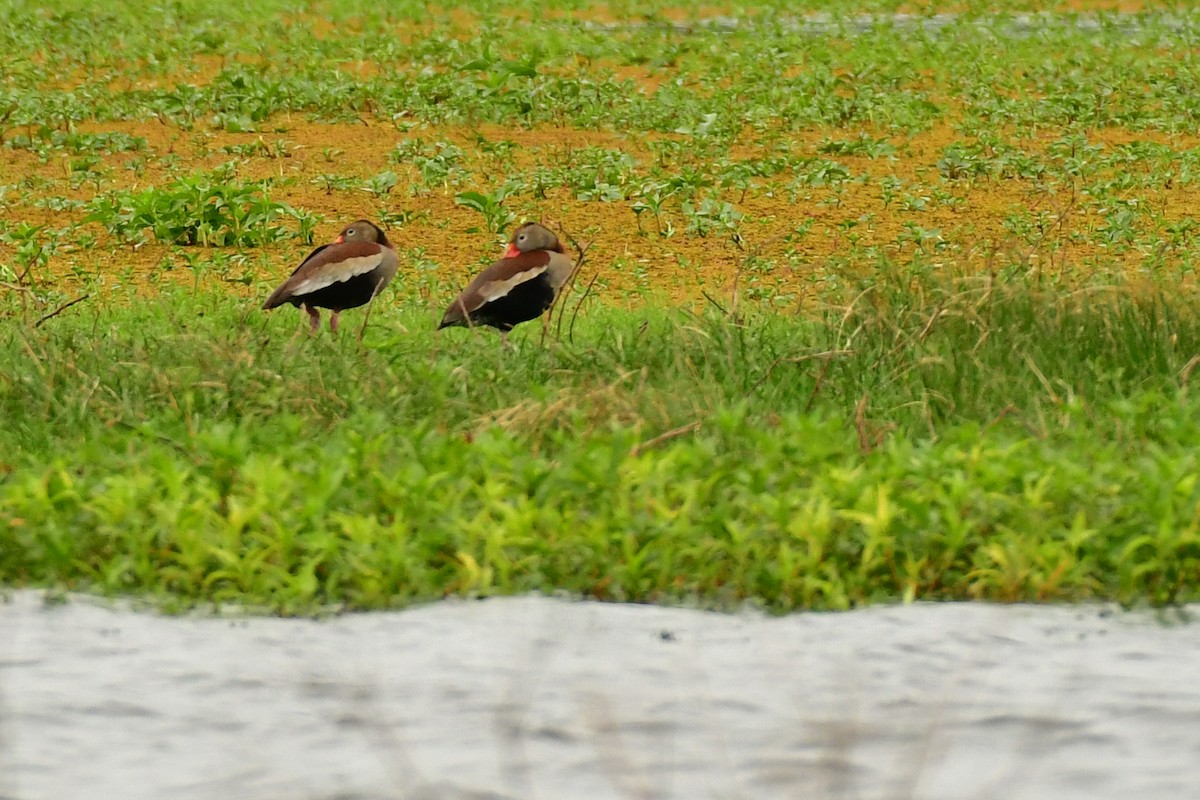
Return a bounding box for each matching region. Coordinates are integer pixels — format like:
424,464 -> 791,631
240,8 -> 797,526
290,254 -> 382,296
479,265 -> 548,303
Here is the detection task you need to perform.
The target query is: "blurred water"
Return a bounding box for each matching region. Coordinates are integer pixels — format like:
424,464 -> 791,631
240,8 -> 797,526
579,12 -> 1199,36
1,591 -> 1197,800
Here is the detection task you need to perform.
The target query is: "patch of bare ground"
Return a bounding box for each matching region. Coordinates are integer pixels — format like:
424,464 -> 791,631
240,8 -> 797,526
4,110 -> 1200,308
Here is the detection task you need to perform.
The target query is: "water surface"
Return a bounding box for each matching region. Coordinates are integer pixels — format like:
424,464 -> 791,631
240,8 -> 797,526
2,592 -> 1197,799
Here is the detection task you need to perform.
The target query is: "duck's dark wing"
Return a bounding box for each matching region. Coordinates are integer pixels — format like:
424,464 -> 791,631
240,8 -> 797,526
263,242 -> 389,309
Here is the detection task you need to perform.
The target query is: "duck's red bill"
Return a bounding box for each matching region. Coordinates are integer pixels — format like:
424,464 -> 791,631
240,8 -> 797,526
335,235 -> 345,244
503,244 -> 520,258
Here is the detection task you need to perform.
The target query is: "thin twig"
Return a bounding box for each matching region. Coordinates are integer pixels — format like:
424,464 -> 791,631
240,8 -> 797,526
113,419 -> 189,455
853,393 -> 898,455
630,420 -> 702,457
1180,355 -> 1200,389
854,393 -> 871,454
17,258 -> 37,287
804,358 -> 833,414
982,403 -> 1019,433
355,277 -> 393,344
854,393 -> 897,454
834,286 -> 876,349
1024,354 -> 1060,403
728,232 -> 790,324
916,306 -> 947,343
700,290 -> 729,316
568,271 -> 602,346
34,293 -> 89,328
749,349 -> 855,393
356,303 -> 374,345
544,223 -> 591,345
549,224 -> 588,335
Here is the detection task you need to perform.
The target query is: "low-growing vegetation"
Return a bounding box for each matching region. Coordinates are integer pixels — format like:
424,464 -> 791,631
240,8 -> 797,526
4,277 -> 1200,614
3,0 -> 1200,614
87,162 -> 317,246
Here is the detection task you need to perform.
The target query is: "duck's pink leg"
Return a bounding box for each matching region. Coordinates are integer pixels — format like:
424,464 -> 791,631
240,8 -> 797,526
304,305 -> 320,334
329,311 -> 341,334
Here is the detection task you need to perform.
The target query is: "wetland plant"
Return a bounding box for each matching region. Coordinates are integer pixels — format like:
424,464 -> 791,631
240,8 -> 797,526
88,165 -> 317,247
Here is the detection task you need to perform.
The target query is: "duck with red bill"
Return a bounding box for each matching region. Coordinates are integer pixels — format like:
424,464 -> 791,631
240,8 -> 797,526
262,219 -> 399,334
438,222 -> 575,344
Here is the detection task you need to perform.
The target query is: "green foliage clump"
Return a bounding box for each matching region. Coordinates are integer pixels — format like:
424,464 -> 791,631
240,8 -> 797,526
3,285 -> 1200,615
87,164 -> 317,247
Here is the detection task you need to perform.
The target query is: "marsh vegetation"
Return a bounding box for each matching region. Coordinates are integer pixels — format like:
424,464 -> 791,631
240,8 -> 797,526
3,0 -> 1200,613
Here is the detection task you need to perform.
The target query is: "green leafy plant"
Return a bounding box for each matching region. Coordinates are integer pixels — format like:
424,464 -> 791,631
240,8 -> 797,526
6,285 -> 1200,613
393,140 -> 467,191
455,184 -> 518,234
681,197 -> 743,238
363,170 -> 400,198
88,165 -> 318,246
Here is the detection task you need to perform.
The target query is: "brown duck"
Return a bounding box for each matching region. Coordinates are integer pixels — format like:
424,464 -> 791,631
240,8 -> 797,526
263,219 -> 399,333
438,222 -> 574,343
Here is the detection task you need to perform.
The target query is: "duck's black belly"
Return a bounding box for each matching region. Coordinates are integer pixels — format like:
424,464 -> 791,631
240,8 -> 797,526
472,278 -> 556,331
290,272 -> 381,312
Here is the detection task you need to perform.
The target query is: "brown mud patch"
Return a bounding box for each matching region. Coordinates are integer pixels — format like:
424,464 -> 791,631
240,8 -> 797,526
4,114 -> 1200,312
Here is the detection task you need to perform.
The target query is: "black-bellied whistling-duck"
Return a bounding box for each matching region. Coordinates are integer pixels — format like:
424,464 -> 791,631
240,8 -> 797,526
438,222 -> 574,344
263,219 -> 399,334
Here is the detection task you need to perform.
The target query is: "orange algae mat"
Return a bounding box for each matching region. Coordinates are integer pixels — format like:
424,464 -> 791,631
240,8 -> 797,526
5,0 -> 1200,313
6,114 -> 1200,307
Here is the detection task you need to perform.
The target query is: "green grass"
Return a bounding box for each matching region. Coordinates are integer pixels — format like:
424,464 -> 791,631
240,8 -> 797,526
4,277 -> 1200,614
5,0 -> 1200,615
7,2 -> 1200,137
7,1 -> 1200,295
